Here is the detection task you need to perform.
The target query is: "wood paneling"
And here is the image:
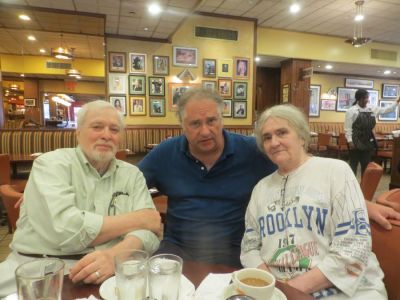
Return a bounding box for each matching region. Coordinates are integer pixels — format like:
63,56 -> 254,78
255,67 -> 280,112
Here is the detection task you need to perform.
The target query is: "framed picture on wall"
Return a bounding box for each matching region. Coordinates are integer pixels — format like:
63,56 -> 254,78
233,82 -> 247,100
233,101 -> 247,118
320,99 -> 336,111
153,55 -> 169,75
309,85 -> 321,117
148,76 -> 165,96
173,46 -> 198,67
149,98 -> 165,117
378,100 -> 398,121
24,98 -> 36,106
129,96 -> 146,116
169,83 -> 200,111
129,53 -> 146,73
109,95 -> 127,116
222,99 -> 232,117
382,84 -> 400,98
108,74 -> 127,94
129,75 -> 146,95
234,57 -> 249,80
345,78 -> 374,89
367,89 -> 379,108
336,87 -> 357,112
282,84 -> 290,103
203,59 -> 216,77
218,59 -> 233,77
202,80 -> 217,92
218,78 -> 232,98
109,52 -> 126,73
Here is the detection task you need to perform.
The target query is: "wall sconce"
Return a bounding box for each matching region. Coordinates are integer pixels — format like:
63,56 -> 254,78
177,68 -> 196,82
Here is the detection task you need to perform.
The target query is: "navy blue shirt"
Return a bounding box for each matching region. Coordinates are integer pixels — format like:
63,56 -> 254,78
138,130 -> 276,265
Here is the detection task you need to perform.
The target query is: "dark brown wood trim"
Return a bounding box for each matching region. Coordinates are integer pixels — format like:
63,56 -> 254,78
105,33 -> 169,44
195,11 -> 257,23
252,17 -> 258,123
313,71 -> 400,81
0,26 -> 104,38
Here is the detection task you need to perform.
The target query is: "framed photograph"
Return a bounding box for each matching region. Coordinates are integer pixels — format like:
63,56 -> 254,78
109,96 -> 127,116
336,87 -> 357,112
367,89 -> 379,108
169,83 -> 200,111
282,84 -> 290,103
378,100 -> 398,121
109,52 -> 126,73
222,99 -> 232,117
320,99 -> 336,111
129,75 -> 146,95
309,85 -> 321,117
24,98 -> 36,106
129,96 -> 146,116
345,78 -> 374,89
233,101 -> 247,118
203,59 -> 216,77
218,59 -> 233,77
218,78 -> 232,98
234,57 -> 249,80
108,74 -> 127,94
382,84 -> 400,98
150,98 -> 165,117
149,76 -> 165,96
153,55 -> 169,75
202,80 -> 217,92
233,82 -> 247,100
129,53 -> 146,73
173,46 -> 198,67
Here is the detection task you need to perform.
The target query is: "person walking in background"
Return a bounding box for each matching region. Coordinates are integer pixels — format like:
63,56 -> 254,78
345,89 -> 400,176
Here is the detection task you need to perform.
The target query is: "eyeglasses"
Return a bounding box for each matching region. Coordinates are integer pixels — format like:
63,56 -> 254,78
108,191 -> 129,216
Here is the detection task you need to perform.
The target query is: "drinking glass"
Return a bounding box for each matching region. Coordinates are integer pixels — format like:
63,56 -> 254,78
148,254 -> 183,300
15,258 -> 65,300
114,249 -> 148,300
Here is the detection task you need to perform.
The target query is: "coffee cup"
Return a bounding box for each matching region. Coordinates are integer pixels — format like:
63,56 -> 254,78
231,268 -> 275,300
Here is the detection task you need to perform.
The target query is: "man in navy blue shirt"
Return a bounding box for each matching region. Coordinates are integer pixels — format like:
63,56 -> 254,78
138,88 -> 276,267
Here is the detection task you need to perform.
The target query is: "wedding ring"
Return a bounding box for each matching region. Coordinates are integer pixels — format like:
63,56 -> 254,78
95,271 -> 101,278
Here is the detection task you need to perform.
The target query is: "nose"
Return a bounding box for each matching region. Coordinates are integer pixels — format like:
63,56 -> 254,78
100,127 -> 113,140
270,135 -> 280,147
199,123 -> 211,136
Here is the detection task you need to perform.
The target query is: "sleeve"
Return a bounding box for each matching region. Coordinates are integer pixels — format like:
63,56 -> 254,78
344,108 -> 355,143
372,101 -> 398,115
137,146 -> 162,189
316,163 -> 372,297
240,184 -> 265,268
25,156 -> 103,253
125,169 -> 160,254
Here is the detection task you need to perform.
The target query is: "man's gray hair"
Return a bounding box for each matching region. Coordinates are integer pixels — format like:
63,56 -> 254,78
77,100 -> 125,129
176,88 -> 224,123
255,104 -> 310,153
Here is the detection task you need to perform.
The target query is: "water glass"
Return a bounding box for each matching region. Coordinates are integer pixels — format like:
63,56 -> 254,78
148,254 -> 183,300
114,249 -> 148,300
15,258 -> 65,300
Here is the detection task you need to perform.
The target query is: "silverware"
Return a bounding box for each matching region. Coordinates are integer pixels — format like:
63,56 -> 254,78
226,295 -> 256,300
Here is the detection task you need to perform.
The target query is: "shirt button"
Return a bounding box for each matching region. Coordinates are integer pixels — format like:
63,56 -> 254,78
201,167 -> 205,170
196,160 -> 199,163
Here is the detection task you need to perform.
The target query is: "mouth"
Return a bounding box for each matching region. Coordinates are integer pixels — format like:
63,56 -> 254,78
95,144 -> 114,151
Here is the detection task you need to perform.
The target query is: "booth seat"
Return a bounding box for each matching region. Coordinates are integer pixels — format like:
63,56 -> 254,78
309,122 -> 400,135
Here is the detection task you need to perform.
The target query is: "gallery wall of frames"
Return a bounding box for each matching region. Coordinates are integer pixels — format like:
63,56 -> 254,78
106,14 -> 255,126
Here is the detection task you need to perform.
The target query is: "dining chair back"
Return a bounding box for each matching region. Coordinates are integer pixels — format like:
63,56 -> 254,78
0,154 -> 11,185
360,162 -> 383,201
0,184 -> 23,233
115,149 -> 128,161
376,188 -> 400,214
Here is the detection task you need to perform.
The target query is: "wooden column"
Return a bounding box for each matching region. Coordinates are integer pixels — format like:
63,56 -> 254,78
24,78 -> 42,125
255,67 -> 280,112
280,59 -> 312,115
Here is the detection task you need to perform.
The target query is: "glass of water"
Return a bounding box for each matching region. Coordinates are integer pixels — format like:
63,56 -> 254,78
114,249 -> 148,300
148,254 -> 183,300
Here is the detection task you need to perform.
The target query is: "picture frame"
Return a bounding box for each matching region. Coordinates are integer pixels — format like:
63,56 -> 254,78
222,99 -> 232,117
109,52 -> 126,73
129,96 -> 146,116
233,82 -> 247,100
109,96 -> 127,116
218,59 -> 233,77
24,98 -> 36,106
282,84 -> 290,103
345,78 -> 374,89
153,55 -> 169,75
320,99 -> 336,111
309,85 -> 321,117
378,100 -> 398,121
203,59 -> 216,77
202,80 -> 217,92
218,78 -> 232,98
169,83 -> 200,111
233,101 -> 247,118
382,84 -> 400,98
148,76 -> 165,96
108,74 -> 127,94
149,98 -> 165,117
234,57 -> 249,80
336,87 -> 357,112
129,75 -> 146,95
173,46 -> 198,67
367,89 -> 379,108
129,53 -> 146,73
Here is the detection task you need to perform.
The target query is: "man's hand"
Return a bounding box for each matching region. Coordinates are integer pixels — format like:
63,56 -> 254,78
135,209 -> 162,236
69,250 -> 114,284
367,201 -> 400,230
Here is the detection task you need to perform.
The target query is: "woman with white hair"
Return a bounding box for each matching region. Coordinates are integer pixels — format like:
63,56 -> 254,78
240,104 -> 386,299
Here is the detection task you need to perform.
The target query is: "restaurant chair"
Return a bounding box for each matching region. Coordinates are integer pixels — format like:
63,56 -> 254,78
360,162 -> 383,201
0,184 -> 23,233
375,140 -> 393,172
327,133 -> 348,159
115,149 -> 128,161
309,133 -> 333,157
371,220 -> 400,300
0,154 -> 27,191
376,188 -> 400,213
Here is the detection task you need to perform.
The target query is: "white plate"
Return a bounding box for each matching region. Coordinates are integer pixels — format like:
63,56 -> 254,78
99,275 -> 195,300
223,284 -> 287,300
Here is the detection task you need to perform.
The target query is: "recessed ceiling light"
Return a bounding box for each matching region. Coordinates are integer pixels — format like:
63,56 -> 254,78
255,56 -> 260,62
317,65 -> 321,68
384,70 -> 391,75
39,48 -> 46,53
148,3 -> 162,15
19,14 -> 31,21
289,3 -> 300,14
20,73 -> 25,77
27,35 -> 36,41
325,64 -> 333,70
354,14 -> 364,22
144,27 -> 149,31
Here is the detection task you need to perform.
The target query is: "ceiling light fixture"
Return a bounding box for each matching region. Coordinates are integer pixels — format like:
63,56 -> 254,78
325,64 -> 333,70
255,56 -> 260,62
51,34 -> 74,60
148,3 -> 162,15
66,68 -> 81,78
39,48 -> 46,53
289,3 -> 300,14
27,35 -> 36,41
345,0 -> 371,47
19,14 -> 31,21
383,70 -> 391,75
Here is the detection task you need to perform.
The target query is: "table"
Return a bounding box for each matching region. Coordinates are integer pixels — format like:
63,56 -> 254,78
61,260 -> 313,299
9,154 -> 38,176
